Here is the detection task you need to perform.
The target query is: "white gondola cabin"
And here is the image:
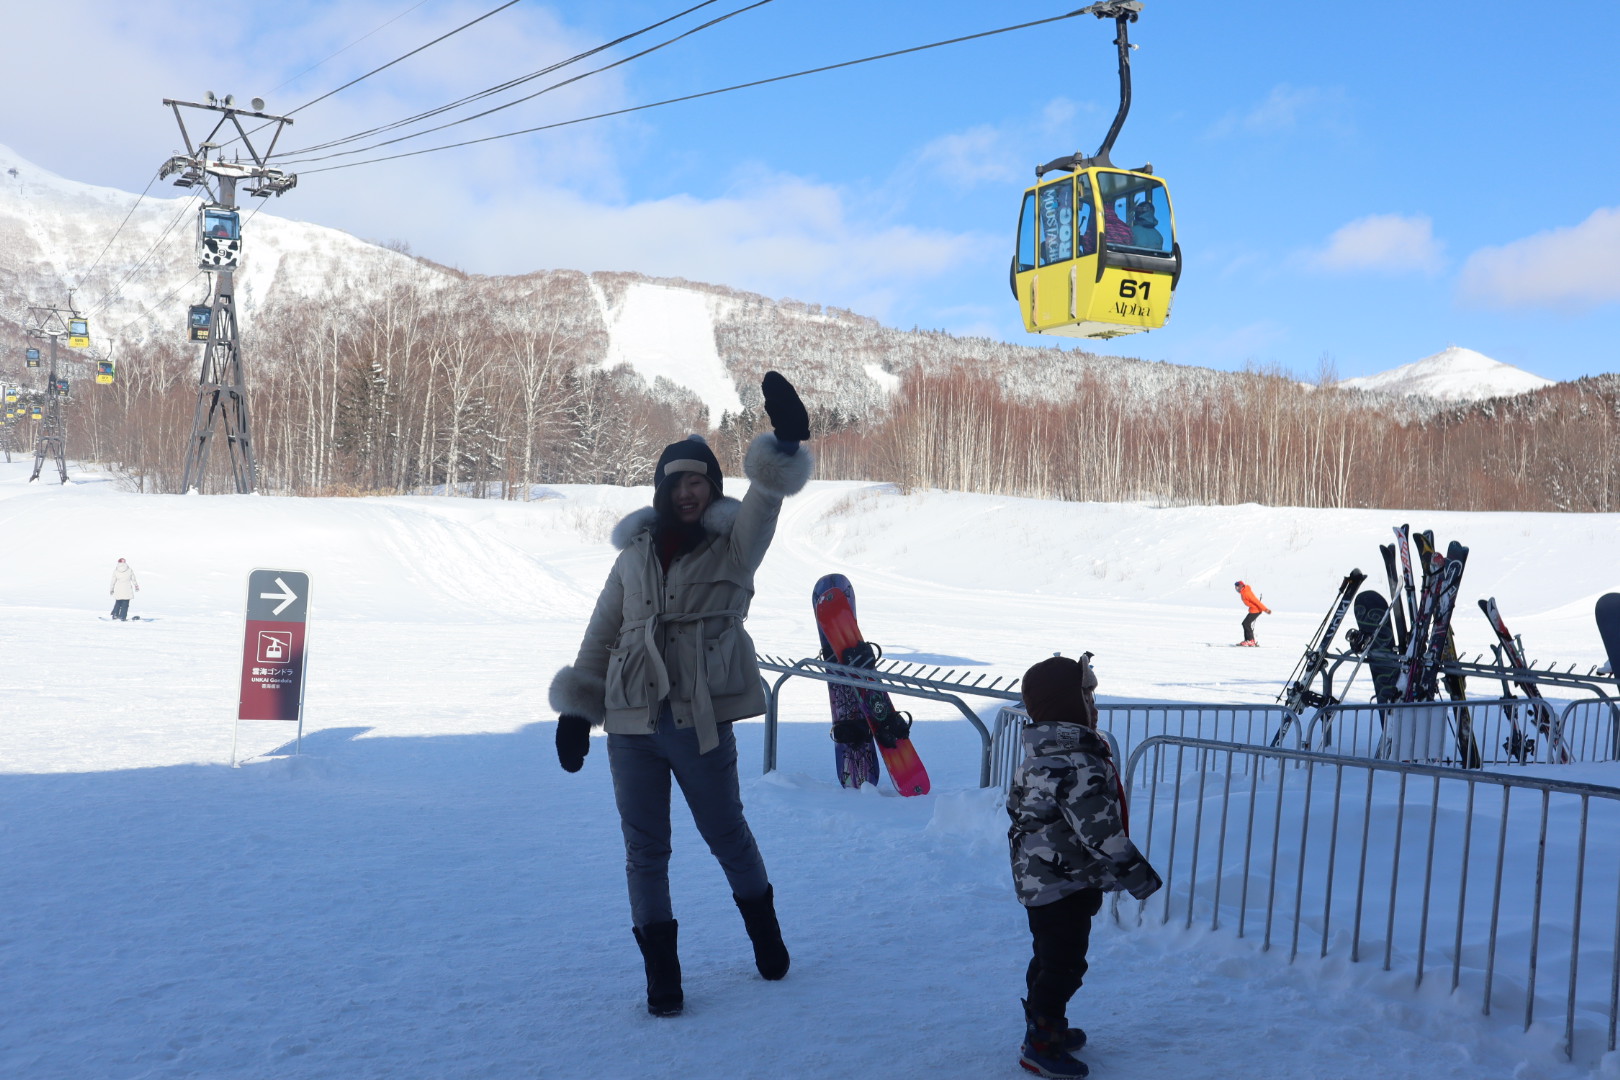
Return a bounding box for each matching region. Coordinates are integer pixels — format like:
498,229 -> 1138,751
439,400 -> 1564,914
199,206 -> 242,270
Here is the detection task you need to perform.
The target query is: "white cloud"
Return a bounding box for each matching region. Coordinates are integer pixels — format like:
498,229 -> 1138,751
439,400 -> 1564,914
916,126 -> 1023,188
1458,207 -> 1620,311
5,1 -> 995,322
1308,214 -> 1445,275
1205,84 -> 1350,140
911,98 -> 1097,193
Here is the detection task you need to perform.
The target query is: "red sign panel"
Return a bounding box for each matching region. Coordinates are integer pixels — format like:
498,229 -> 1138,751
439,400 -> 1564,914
239,620 -> 308,720
239,569 -> 311,722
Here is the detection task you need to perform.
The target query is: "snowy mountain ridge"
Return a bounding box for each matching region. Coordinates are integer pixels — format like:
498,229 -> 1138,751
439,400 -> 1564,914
1338,345 -> 1553,402
0,143 -> 1555,419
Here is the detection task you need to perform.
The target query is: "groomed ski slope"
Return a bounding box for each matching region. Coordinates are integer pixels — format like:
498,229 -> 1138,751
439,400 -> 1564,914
2,459 -> 1618,1080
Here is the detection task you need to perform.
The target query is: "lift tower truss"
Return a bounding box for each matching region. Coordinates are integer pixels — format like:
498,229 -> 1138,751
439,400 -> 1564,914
24,303 -> 80,485
159,95 -> 297,493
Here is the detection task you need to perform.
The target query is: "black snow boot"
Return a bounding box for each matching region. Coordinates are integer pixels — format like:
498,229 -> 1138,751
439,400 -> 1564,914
632,919 -> 683,1017
1019,1010 -> 1089,1078
733,884 -> 790,980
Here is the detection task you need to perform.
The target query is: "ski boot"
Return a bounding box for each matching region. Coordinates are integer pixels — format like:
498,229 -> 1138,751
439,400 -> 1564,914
1019,1009 -> 1089,1078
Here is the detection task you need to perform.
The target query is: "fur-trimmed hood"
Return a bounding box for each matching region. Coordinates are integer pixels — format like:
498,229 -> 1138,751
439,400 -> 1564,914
607,433 -> 811,550
609,497 -> 742,551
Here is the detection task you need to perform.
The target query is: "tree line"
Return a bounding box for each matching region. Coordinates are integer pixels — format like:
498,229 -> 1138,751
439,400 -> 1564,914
8,266 -> 1616,512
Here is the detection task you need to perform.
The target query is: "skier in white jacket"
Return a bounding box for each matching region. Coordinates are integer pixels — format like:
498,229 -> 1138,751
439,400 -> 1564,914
109,558 -> 140,621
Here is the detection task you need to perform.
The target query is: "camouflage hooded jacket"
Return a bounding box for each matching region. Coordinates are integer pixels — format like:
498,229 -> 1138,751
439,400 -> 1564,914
1007,720 -> 1162,907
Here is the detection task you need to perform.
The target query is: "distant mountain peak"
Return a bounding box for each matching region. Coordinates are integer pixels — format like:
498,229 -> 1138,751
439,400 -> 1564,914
1339,346 -> 1553,402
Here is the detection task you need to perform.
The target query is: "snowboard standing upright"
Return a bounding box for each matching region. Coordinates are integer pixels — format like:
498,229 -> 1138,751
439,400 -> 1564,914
1350,590 -> 1401,704
812,574 -> 880,789
813,578 -> 930,796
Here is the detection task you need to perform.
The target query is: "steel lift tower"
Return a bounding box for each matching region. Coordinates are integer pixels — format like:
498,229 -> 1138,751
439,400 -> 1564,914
159,94 -> 297,493
24,302 -> 88,484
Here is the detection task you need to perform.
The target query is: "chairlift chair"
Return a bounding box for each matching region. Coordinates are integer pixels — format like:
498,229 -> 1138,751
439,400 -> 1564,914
1010,1 -> 1180,339
198,206 -> 242,270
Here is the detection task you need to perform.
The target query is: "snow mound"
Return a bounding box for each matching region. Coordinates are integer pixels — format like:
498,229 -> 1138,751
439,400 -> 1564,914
1340,346 -> 1553,402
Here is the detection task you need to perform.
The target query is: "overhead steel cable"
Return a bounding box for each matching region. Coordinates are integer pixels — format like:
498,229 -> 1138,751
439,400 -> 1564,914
107,198 -> 272,338
73,168 -> 162,295
276,0 -> 730,160
265,0 -> 436,96
107,271 -> 208,338
282,0 -> 528,120
86,194 -> 203,317
295,9 -> 1088,176
215,0 -> 531,158
273,0 -> 771,166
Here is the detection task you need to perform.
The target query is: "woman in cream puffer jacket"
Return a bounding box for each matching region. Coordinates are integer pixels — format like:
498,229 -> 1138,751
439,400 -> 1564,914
549,372 -> 812,1018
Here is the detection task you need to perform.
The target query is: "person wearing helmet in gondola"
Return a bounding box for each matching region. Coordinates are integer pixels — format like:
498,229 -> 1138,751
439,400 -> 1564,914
1235,580 -> 1271,646
548,372 -> 813,1019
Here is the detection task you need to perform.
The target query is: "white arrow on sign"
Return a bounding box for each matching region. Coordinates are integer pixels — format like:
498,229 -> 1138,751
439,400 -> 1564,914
259,576 -> 299,616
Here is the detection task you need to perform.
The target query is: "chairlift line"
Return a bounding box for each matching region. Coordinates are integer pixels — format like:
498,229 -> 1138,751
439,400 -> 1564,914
295,8 -> 1090,176
275,0 -> 777,167
274,0 -> 734,161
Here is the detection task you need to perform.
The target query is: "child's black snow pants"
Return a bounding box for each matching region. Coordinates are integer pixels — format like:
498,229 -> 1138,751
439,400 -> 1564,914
1025,886 -> 1104,1020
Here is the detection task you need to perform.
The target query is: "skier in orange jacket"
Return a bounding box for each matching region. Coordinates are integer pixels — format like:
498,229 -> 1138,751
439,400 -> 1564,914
1235,581 -> 1271,646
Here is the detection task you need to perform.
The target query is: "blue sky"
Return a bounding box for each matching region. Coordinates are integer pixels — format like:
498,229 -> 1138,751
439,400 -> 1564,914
8,0 -> 1620,380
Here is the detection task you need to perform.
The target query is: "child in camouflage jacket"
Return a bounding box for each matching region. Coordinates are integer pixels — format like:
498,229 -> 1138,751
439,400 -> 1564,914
1007,653 -> 1161,1079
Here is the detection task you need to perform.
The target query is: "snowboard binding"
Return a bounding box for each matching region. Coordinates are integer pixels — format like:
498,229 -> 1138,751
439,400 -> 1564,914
830,718 -> 872,744
867,707 -> 913,749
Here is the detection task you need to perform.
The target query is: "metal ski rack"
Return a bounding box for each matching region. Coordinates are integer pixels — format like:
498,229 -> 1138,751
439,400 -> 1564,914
754,652 -> 1024,787
1304,644 -> 1615,713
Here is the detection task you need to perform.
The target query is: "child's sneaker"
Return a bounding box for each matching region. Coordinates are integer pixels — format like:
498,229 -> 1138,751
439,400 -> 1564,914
1020,1014 -> 1089,1078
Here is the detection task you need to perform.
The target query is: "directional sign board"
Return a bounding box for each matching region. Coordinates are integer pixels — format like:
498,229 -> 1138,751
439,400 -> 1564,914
239,569 -> 311,722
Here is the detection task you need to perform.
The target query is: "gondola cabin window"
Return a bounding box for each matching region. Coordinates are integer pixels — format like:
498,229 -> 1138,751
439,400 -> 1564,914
1037,179 -> 1074,267
203,209 -> 240,240
1097,171 -> 1171,257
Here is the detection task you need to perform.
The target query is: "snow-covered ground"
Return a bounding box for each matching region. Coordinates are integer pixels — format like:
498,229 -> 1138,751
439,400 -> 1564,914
3,459 -> 1618,1079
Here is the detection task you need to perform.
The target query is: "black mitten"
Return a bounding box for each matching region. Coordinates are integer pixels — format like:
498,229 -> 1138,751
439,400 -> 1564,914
761,371 -> 810,443
556,714 -> 591,773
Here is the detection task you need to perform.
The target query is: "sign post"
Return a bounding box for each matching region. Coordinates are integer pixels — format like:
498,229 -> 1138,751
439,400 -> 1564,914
234,568 -> 312,765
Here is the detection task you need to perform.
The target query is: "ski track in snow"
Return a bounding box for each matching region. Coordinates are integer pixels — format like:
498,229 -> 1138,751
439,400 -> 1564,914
2,461 -> 1616,1079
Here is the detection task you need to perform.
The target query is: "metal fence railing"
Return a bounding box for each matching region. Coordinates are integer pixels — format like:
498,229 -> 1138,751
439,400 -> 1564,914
990,702 -> 1303,792
1121,736 -> 1620,1062
1559,698 -> 1620,763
